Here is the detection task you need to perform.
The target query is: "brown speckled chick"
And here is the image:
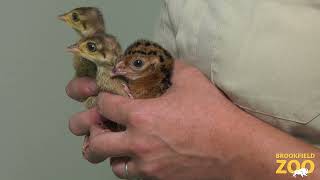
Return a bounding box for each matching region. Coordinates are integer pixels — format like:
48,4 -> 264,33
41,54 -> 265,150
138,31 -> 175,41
67,33 -> 131,107
58,7 -> 106,78
111,40 -> 174,99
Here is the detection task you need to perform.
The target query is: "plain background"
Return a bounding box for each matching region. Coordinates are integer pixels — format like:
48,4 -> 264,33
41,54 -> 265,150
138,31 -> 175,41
0,0 -> 161,179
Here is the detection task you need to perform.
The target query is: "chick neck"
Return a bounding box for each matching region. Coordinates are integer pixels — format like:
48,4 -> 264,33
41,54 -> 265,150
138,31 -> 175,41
95,60 -> 114,77
80,24 -> 105,37
128,71 -> 164,95
95,63 -> 114,88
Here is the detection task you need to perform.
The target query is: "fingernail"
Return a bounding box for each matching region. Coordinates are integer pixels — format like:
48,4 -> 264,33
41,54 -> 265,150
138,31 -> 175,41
82,136 -> 90,160
65,86 -> 70,96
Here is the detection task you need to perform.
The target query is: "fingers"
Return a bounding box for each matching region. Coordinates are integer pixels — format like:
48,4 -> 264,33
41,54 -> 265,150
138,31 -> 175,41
70,108 -> 131,163
84,131 -> 131,164
110,157 -> 139,179
81,125 -> 110,161
110,157 -> 129,179
97,93 -> 137,126
66,77 -> 98,101
69,108 -> 101,136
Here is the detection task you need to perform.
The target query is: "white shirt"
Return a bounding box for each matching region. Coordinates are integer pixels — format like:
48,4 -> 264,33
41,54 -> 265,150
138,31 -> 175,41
154,0 -> 320,144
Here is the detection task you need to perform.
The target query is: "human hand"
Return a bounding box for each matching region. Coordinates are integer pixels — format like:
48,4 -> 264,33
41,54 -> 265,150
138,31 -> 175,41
68,60 -> 238,179
66,61 -> 320,180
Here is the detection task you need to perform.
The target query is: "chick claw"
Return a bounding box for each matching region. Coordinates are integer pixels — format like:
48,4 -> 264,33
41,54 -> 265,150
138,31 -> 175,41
122,83 -> 133,99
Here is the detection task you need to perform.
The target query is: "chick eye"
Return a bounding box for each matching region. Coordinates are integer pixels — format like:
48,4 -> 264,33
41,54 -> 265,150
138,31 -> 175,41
72,12 -> 80,22
86,42 -> 97,52
133,59 -> 144,68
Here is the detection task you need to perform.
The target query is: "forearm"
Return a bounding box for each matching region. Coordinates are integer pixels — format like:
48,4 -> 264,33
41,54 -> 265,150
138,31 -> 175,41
210,98 -> 320,180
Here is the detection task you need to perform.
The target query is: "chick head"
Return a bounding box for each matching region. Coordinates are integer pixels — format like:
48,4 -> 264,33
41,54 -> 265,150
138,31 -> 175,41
112,40 -> 174,81
67,33 -> 121,66
58,7 -> 105,37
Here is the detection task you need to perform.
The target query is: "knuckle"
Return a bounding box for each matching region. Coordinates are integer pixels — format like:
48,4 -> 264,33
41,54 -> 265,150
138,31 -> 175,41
98,94 -> 124,109
139,163 -> 159,177
130,139 -> 151,156
113,99 -> 126,110
127,110 -> 151,128
88,138 -> 101,155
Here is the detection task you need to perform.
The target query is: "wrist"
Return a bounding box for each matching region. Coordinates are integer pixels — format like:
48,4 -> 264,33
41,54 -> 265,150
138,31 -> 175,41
209,99 -> 319,180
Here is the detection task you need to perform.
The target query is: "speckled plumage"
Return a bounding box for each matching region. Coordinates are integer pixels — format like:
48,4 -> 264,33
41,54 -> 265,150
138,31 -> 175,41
114,39 -> 174,99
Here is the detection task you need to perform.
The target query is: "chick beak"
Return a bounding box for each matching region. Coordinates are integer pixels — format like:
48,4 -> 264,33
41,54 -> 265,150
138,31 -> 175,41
66,43 -> 80,54
57,14 -> 67,22
110,62 -> 127,77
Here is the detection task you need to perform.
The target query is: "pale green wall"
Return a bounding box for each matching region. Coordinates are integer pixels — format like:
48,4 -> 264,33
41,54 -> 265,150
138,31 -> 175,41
0,0 -> 161,179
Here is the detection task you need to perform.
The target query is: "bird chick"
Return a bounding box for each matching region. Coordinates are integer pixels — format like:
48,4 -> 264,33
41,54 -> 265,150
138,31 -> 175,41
67,33 -> 131,105
59,7 -> 107,78
111,40 -> 174,99
59,7 -> 111,108
58,7 -> 105,37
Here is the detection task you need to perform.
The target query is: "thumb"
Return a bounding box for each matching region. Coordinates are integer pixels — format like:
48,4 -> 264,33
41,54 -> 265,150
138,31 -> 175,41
171,59 -> 201,85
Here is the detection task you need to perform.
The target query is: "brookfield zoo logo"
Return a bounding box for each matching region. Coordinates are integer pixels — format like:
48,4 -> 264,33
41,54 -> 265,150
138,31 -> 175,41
275,153 -> 316,178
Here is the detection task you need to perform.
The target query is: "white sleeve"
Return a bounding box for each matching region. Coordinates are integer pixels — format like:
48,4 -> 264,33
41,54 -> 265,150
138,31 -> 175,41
153,0 -> 178,58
